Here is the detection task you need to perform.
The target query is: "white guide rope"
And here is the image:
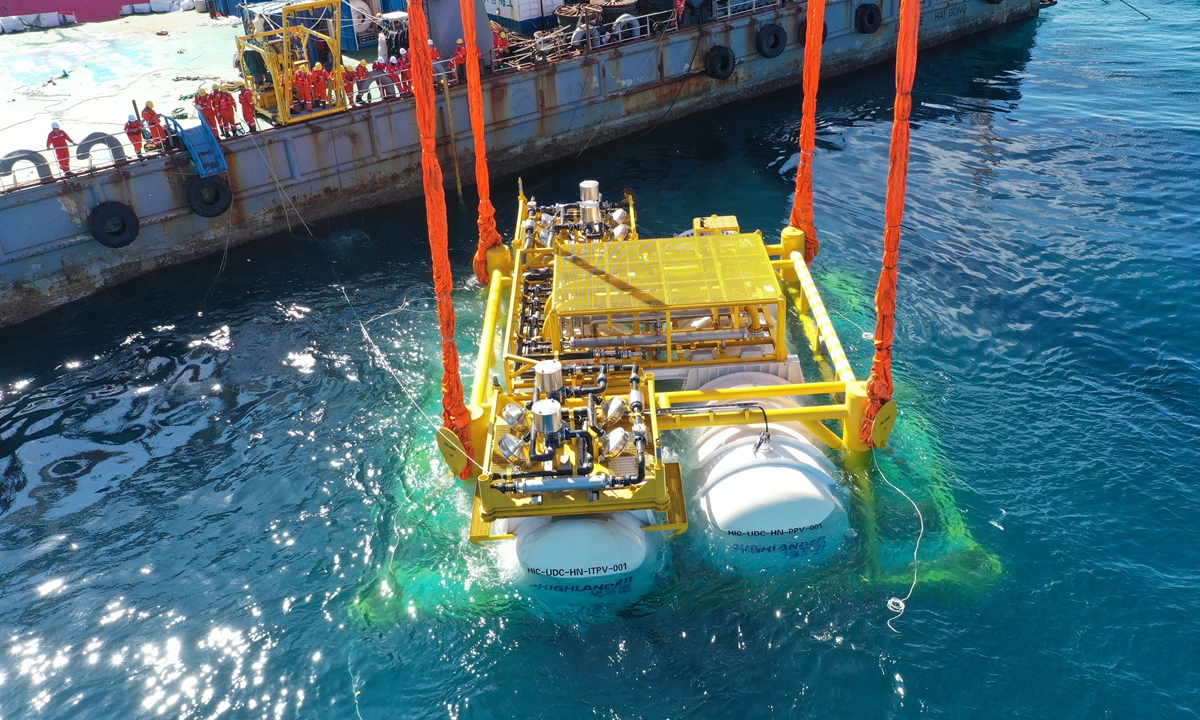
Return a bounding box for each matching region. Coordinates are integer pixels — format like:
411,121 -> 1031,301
874,448 -> 925,633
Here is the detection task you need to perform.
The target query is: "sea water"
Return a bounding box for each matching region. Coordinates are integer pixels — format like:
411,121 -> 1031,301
3,2 -> 1199,717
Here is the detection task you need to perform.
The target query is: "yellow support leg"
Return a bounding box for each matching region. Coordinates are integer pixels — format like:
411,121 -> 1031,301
643,462 -> 688,536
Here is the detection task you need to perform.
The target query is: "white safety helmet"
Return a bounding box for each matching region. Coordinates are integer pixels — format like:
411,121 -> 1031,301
128,114 -> 136,122
427,38 -> 434,45
399,48 -> 407,54
390,56 -> 397,63
51,122 -> 60,129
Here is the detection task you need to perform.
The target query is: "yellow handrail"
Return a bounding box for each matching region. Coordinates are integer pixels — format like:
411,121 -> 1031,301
792,251 -> 856,384
655,380 -> 847,408
470,270 -> 508,409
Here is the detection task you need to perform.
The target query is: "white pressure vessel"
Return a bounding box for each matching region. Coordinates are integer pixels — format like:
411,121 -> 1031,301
691,372 -> 851,572
495,511 -> 659,603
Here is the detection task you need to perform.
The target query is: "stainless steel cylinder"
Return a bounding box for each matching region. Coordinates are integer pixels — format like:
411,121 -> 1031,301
530,399 -> 563,435
533,359 -> 563,394
579,180 -> 600,202
580,201 -> 601,225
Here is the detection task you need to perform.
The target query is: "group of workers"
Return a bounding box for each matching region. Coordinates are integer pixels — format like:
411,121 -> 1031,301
44,99 -> 173,175
287,36 -> 474,114
36,29 -> 516,178
194,82 -> 258,138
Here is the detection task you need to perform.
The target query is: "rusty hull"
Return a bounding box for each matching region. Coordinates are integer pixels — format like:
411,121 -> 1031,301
0,0 -> 1039,328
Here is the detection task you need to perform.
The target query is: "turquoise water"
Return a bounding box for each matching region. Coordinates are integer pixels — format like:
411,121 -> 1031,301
4,2 -> 1200,716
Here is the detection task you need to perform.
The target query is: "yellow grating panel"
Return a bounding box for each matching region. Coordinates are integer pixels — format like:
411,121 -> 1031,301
553,234 -> 780,314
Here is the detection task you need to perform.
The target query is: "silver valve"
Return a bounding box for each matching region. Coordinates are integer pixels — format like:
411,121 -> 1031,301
501,402 -> 529,432
498,434 -> 528,466
603,427 -> 632,458
603,396 -> 627,427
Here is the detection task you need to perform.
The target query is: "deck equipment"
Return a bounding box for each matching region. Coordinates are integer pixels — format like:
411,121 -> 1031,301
236,0 -> 349,126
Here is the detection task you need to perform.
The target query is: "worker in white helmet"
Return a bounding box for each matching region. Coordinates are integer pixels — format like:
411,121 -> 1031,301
46,122 -> 74,175
124,114 -> 144,156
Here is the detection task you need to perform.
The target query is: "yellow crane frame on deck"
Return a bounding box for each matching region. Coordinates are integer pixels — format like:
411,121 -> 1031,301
236,0 -> 349,126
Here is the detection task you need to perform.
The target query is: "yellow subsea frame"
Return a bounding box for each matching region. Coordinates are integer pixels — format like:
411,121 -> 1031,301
454,206 -> 896,542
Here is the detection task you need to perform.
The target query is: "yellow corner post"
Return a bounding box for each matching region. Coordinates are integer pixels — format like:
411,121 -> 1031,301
779,226 -> 806,282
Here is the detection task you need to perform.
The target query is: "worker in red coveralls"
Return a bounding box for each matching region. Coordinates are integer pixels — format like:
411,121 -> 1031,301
492,25 -> 510,57
142,101 -> 165,149
124,114 -> 144,157
293,64 -> 313,112
451,38 -> 468,85
209,84 -> 230,137
396,48 -> 411,95
352,59 -> 371,104
427,37 -> 440,62
46,122 -> 73,174
218,87 -> 238,136
673,0 -> 686,28
340,63 -> 356,104
371,56 -> 393,100
194,88 -> 218,133
237,82 -> 257,132
384,56 -> 402,100
311,62 -> 330,107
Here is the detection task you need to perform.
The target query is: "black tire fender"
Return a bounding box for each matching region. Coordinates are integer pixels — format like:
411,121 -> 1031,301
706,45 -> 735,80
186,175 -> 233,218
88,201 -> 141,249
984,0 -> 1004,4
755,23 -> 787,59
855,3 -> 882,34
798,19 -> 828,44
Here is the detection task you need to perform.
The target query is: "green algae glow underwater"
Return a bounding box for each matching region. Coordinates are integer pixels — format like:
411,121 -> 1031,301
348,264 -> 1000,628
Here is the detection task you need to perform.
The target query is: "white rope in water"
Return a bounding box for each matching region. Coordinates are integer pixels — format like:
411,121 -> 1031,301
874,448 -> 925,633
246,131 -> 484,475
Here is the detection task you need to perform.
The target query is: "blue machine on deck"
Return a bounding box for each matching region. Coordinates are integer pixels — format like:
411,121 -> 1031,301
163,118 -> 228,178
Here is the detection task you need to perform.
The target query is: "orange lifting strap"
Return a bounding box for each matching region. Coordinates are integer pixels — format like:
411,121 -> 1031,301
409,1 -> 476,475
461,0 -> 504,284
787,0 -> 827,264
861,0 -> 921,447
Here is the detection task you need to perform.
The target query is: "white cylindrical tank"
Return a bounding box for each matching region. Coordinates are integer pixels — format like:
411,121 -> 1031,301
495,512 -> 658,602
691,373 -> 850,572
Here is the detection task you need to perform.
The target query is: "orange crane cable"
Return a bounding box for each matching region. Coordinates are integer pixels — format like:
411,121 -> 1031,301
787,0 -> 827,264
861,0 -> 921,448
460,0 -> 504,285
409,1 -> 476,476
